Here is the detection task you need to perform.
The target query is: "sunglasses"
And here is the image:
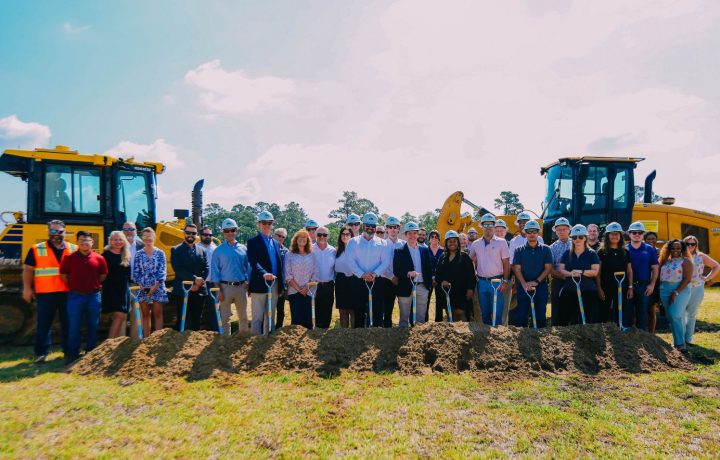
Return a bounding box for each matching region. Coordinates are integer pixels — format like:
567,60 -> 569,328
122,227 -> 136,232
185,231 -> 197,235
317,233 -> 329,237
375,231 -> 385,235
686,242 -> 697,247
49,229 -> 65,235
201,233 -> 212,237
259,221 -> 273,225
386,225 -> 400,229
341,233 -> 351,237
349,223 -> 360,226
223,229 -> 237,233
365,225 -> 377,229
307,228 -> 318,232
572,235 -> 586,240
525,229 -> 539,234
274,234 -> 286,239
629,231 -> 644,235
481,223 -> 494,228
430,235 -> 439,239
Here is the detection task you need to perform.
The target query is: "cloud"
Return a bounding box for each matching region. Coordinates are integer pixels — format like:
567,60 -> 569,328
174,0 -> 720,220
105,139 -> 185,169
62,21 -> 91,34
184,60 -> 296,115
0,115 -> 51,149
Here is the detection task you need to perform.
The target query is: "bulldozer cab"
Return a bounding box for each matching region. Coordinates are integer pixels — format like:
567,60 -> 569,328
0,146 -> 162,235
541,157 -> 641,240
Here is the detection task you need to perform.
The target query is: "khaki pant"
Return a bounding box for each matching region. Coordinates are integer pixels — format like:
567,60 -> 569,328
219,283 -> 249,335
128,303 -> 140,339
502,278 -> 514,326
398,284 -> 429,327
250,284 -> 280,335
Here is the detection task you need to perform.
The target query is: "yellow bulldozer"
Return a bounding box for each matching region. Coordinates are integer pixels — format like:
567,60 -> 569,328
0,145 -> 205,343
437,156 -> 720,282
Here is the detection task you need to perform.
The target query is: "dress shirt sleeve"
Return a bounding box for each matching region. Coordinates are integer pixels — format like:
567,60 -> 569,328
375,241 -> 390,277
348,240 -> 365,278
284,252 -> 294,282
248,238 -> 268,276
211,248 -> 222,283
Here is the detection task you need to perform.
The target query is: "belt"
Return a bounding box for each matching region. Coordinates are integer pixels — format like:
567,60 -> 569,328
220,281 -> 245,286
70,290 -> 100,295
318,280 -> 334,285
477,275 -> 503,281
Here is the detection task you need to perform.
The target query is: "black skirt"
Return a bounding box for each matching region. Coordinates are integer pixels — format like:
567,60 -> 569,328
335,273 -> 354,309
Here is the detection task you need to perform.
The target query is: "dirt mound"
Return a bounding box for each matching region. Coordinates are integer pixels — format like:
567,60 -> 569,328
70,323 -> 691,380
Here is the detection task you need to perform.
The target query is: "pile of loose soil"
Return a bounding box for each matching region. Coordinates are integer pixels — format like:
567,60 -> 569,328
70,322 -> 691,380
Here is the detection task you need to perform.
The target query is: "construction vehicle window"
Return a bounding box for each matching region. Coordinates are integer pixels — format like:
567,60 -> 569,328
117,170 -> 152,229
44,165 -> 100,214
681,223 -> 710,254
580,166 -> 608,210
613,168 -> 630,208
544,164 -> 573,218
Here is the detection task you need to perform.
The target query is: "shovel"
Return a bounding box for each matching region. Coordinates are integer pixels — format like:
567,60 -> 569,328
526,286 -> 537,329
307,281 -> 318,329
129,286 -> 144,339
365,279 -> 375,328
613,271 -> 629,332
409,274 -> 418,326
441,283 -> 454,323
179,280 -> 193,332
571,274 -> 587,325
490,278 -> 503,327
264,278 -> 276,336
208,287 -> 223,335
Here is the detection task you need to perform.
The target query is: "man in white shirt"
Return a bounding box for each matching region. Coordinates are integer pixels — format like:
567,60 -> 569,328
381,216 -> 405,327
312,226 -> 336,328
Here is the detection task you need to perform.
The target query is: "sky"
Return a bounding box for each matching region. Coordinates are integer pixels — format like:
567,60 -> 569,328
1,0 -> 720,226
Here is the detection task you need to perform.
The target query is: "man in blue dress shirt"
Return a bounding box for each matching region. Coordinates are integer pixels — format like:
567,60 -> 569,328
347,212 -> 390,328
211,218 -> 251,335
247,211 -> 285,335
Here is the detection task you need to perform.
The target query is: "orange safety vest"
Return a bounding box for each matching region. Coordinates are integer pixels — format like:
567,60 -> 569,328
32,241 -> 77,294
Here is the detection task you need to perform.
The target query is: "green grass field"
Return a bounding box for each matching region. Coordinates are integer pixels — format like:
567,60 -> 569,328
2,290 -> 719,458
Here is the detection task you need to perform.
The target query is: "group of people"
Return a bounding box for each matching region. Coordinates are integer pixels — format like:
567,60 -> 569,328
23,209 -> 719,365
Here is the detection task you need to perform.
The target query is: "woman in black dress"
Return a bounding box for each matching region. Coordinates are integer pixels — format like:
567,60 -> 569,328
435,230 -> 476,322
102,230 -> 131,338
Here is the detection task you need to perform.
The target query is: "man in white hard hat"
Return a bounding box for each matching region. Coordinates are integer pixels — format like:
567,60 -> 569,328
393,222 -> 432,326
549,217 -> 571,326
511,220 -> 553,327
346,213 -> 362,237
211,218 -> 251,335
626,221 -> 659,330
247,211 -> 285,335
305,218 -> 319,245
494,219 -> 509,241
381,216 -> 405,327
347,212 -> 389,327
312,226 -> 336,328
468,213 -> 511,326
506,211 -> 544,325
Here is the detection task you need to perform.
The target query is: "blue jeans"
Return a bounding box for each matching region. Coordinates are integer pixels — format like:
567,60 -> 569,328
685,285 -> 705,344
513,283 -> 548,328
627,281 -> 651,330
477,279 -> 504,326
659,282 -> 692,346
66,292 -> 102,359
34,292 -> 68,357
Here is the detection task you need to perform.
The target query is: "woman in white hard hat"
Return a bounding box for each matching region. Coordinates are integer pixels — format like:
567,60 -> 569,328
597,222 -> 633,325
435,231 -> 476,321
557,224 -> 600,326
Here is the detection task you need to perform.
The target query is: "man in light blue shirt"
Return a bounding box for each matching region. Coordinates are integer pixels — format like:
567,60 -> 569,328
312,226 -> 336,328
347,213 -> 389,327
212,218 -> 251,335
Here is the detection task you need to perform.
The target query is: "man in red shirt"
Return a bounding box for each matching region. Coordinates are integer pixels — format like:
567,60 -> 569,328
59,230 -> 108,364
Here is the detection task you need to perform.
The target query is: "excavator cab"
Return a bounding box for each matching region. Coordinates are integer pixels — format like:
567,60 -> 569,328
541,157 -> 641,241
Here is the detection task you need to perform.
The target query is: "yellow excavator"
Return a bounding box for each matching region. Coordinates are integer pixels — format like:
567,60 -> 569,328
0,145 -> 205,343
437,156 -> 720,281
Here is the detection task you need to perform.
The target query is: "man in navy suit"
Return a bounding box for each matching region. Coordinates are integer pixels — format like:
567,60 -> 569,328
393,222 -> 433,327
246,211 -> 285,335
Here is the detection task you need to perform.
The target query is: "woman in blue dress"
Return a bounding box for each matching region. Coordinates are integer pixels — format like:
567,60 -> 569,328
132,227 -> 168,334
